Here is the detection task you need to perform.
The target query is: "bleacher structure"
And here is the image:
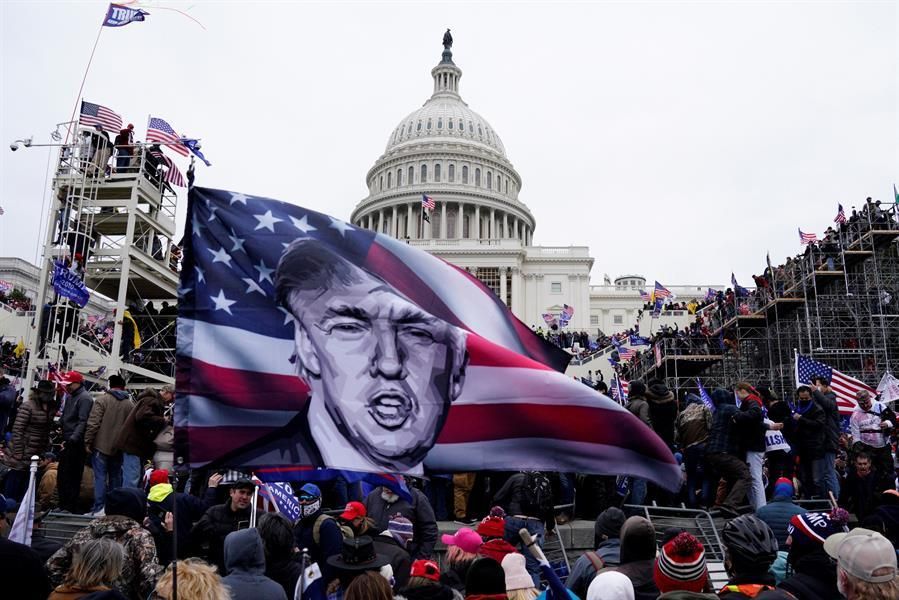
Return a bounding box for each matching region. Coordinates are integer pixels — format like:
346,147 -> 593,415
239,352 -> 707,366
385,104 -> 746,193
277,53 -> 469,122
22,123 -> 181,391
627,202 -> 899,399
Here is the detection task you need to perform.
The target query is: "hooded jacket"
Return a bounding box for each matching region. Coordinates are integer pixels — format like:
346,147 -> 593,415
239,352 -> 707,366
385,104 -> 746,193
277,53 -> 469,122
221,529 -> 288,600
812,388 -> 840,452
114,388 -> 166,458
785,398 -> 825,459
85,389 -> 134,456
755,495 -> 806,551
8,392 -> 53,470
146,483 -> 217,564
646,382 -> 677,446
706,391 -> 739,455
46,489 -> 162,600
604,516 -> 658,600
734,393 -> 766,454
61,385 -> 93,444
373,531 -> 413,590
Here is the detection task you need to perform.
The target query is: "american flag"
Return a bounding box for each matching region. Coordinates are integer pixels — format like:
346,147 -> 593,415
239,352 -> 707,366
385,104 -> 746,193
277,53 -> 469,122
149,149 -> 186,187
562,304 -> 574,318
795,353 -> 875,415
79,100 -> 122,132
612,338 -> 635,360
834,204 -> 847,225
610,377 -> 629,404
147,117 -> 189,156
176,187 -> 681,490
421,194 -> 435,211
639,290 -> 651,302
705,288 -> 717,302
799,228 -> 818,245
654,281 -> 672,299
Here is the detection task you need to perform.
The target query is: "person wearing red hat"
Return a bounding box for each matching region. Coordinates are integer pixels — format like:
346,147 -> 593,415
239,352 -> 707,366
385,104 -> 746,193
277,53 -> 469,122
653,532 -> 716,598
114,124 -> 135,171
59,371 -> 93,513
340,501 -> 370,535
145,469 -> 221,565
477,507 -> 517,565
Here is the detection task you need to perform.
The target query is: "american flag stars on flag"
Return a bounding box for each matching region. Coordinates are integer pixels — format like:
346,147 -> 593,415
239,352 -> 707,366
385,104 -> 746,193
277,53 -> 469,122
79,100 -> 122,132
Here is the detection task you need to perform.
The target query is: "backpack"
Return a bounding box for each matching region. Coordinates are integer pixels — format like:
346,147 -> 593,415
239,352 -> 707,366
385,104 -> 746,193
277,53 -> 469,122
522,472 -> 553,516
312,514 -> 354,545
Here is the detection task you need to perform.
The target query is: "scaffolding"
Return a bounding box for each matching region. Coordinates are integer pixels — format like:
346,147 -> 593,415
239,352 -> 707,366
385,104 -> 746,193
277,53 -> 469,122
625,201 -> 899,399
23,123 -> 181,391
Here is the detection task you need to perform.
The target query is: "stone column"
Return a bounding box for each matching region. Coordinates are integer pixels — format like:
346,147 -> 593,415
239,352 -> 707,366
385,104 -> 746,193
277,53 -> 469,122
503,213 -> 508,239
475,205 -> 480,240
459,202 -> 464,238
511,266 -> 522,316
441,202 -> 447,239
490,208 -> 496,239
378,209 -> 384,234
366,213 -> 372,230
392,205 -> 398,238
407,204 -> 413,239
500,267 -> 508,307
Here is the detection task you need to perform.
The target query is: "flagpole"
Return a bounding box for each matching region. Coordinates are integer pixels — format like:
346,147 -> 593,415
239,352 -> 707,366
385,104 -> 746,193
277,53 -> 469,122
64,22 -> 105,145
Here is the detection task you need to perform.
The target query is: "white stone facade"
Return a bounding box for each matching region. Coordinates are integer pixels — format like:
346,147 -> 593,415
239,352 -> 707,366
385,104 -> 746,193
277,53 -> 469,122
349,38 -> 715,333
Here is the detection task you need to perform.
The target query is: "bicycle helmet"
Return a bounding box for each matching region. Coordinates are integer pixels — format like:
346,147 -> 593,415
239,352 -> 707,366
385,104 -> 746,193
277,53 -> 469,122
721,514 -> 779,568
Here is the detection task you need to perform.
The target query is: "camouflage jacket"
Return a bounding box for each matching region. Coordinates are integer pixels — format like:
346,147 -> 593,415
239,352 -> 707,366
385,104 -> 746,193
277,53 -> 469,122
46,515 -> 163,600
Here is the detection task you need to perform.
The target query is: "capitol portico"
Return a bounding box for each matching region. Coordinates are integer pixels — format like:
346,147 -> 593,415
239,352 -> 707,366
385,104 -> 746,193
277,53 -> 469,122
350,33 -> 711,333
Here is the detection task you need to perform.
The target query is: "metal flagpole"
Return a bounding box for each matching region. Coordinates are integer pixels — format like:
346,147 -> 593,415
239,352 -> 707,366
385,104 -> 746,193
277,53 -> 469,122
64,22 -> 105,145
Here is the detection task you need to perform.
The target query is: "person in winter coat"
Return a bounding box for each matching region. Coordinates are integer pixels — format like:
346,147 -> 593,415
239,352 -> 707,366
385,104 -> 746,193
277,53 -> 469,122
220,528 -> 288,600
293,483 -> 344,584
59,371 -> 93,513
476,508 -> 517,565
373,517 -> 414,591
625,382 -> 651,505
653,532 -> 717,599
600,516 -> 659,600
733,382 -> 768,511
46,487 -> 163,600
48,538 -> 125,600
811,376 -> 841,498
85,375 -> 134,514
364,484 -> 438,559
705,388 -> 750,515
777,511 -> 846,599
145,469 -> 221,564
4,380 -> 55,501
0,376 -> 17,436
566,506 -> 626,599
786,387 -> 826,499
257,512 -> 303,599
114,386 -> 169,488
760,388 -> 792,498
646,380 -> 677,448
755,478 -> 806,550
839,452 -> 880,520
676,393 -> 712,508
190,479 -> 260,574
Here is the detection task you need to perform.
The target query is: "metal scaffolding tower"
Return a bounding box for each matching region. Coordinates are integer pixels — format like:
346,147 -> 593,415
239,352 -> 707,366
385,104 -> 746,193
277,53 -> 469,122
23,122 -> 181,391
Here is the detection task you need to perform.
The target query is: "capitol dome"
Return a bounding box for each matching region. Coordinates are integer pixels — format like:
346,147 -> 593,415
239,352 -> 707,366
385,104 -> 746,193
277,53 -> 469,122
351,33 -> 535,246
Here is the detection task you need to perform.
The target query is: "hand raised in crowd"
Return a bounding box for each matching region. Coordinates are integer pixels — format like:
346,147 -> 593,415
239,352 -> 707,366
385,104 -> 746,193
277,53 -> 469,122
208,472 -> 224,488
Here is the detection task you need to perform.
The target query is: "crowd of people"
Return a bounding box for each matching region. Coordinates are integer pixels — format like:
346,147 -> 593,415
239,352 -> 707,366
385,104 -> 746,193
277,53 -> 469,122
0,367 -> 897,599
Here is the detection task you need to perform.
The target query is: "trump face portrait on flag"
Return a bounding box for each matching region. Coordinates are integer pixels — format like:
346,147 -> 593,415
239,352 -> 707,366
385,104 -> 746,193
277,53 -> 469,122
177,187 -> 682,490
275,239 -> 467,473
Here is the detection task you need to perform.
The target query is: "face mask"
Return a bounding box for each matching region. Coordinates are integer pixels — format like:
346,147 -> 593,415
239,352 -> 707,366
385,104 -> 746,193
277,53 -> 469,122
381,489 -> 399,503
299,496 -> 321,518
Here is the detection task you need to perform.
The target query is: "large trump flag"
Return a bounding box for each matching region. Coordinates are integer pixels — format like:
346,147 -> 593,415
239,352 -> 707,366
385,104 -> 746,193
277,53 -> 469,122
176,187 -> 681,490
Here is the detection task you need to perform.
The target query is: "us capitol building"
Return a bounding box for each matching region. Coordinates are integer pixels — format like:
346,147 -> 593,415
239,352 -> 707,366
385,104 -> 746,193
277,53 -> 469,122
350,33 -> 711,333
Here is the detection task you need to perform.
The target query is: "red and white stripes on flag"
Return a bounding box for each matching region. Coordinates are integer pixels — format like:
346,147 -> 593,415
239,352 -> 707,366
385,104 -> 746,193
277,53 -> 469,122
147,117 -> 190,156
149,149 -> 186,187
795,353 -> 876,415
422,194 -> 436,211
834,204 -> 847,225
79,100 -> 123,132
799,229 -> 818,245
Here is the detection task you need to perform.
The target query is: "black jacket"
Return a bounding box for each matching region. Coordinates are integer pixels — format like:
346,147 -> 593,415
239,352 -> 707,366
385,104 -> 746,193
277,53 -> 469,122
147,485 -> 217,564
778,551 -> 839,600
372,533 -> 412,591
707,402 -> 740,456
190,501 -> 259,573
786,400 -> 826,460
61,386 -> 93,443
363,487 -> 438,559
0,537 -> 52,600
266,554 -> 303,600
813,389 -> 840,452
492,472 -> 555,533
734,396 -> 766,454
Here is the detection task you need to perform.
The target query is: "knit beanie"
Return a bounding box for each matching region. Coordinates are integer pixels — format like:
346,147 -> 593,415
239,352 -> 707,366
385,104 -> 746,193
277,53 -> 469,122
465,557 -> 506,595
501,553 -> 533,592
388,516 -> 415,547
653,532 -> 708,593
787,509 -> 850,564
773,477 -> 794,498
148,469 -> 169,488
477,506 -> 507,539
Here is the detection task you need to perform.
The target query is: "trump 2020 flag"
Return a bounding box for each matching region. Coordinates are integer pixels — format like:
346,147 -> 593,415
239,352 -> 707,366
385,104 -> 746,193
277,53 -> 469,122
176,187 -> 681,489
103,3 -> 149,27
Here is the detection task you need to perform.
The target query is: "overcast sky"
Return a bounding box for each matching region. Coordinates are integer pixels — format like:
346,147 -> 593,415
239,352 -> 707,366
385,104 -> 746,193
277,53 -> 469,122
1,1 -> 896,286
